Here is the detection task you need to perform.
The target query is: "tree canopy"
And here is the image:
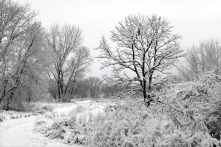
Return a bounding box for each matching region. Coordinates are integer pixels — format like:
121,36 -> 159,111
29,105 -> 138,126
96,14 -> 184,106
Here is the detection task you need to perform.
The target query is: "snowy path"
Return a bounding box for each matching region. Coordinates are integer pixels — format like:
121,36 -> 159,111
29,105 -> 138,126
0,110 -> 83,147
0,100 -> 107,147
0,116 -> 82,147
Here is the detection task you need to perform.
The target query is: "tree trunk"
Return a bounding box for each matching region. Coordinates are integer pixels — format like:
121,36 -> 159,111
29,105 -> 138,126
144,71 -> 154,107
27,88 -> 31,103
5,89 -> 16,111
142,79 -> 148,105
148,74 -> 152,96
57,80 -> 61,101
60,72 -> 64,102
0,78 -> 8,105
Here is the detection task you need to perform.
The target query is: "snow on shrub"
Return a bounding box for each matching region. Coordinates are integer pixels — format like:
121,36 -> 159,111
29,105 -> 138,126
154,73 -> 221,146
36,99 -> 166,146
104,103 -> 119,112
75,105 -> 85,113
0,110 -> 33,121
42,105 -> 54,112
32,104 -> 54,115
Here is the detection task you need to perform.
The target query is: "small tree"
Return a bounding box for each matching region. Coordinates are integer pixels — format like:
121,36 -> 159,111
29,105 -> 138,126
96,14 -> 184,106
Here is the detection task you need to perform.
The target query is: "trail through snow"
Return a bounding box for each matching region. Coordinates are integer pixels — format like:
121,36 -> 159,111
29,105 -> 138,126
0,116 -> 83,147
0,101 -> 98,147
0,100 -> 108,147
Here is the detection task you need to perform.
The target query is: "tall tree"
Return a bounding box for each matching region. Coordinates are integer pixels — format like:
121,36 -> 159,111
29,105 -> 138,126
47,24 -> 93,102
0,0 -> 49,110
96,14 -> 184,106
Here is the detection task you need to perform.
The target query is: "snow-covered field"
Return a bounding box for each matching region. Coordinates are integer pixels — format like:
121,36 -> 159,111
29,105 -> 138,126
0,100 -> 109,147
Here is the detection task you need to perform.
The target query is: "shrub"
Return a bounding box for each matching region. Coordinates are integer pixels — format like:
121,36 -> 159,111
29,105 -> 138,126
42,105 -> 54,112
75,106 -> 85,113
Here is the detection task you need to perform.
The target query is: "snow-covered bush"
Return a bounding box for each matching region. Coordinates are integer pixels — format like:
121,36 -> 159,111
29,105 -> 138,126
104,103 -> 120,112
36,99 -> 164,146
75,105 -> 85,113
154,73 -> 221,146
0,110 -> 33,122
35,120 -> 47,126
42,105 -> 54,112
32,104 -> 54,115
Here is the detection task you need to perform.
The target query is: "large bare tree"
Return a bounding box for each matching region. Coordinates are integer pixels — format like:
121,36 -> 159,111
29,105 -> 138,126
96,14 -> 184,106
0,0 -> 49,110
47,24 -> 93,102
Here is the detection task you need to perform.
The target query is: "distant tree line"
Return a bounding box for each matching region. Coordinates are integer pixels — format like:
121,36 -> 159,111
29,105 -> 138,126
48,76 -> 122,101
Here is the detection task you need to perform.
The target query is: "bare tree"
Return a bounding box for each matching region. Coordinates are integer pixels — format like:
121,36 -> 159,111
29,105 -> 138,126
178,39 -> 221,81
47,24 -> 93,102
96,14 -> 184,106
0,0 -> 49,110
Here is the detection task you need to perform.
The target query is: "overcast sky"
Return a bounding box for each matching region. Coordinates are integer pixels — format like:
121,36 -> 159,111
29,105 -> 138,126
16,0 -> 221,77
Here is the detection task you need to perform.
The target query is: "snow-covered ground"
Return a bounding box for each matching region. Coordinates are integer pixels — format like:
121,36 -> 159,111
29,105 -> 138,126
0,100 -> 109,147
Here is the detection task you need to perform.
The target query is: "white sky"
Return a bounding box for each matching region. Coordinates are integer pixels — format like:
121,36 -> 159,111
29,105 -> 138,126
16,0 -> 221,77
